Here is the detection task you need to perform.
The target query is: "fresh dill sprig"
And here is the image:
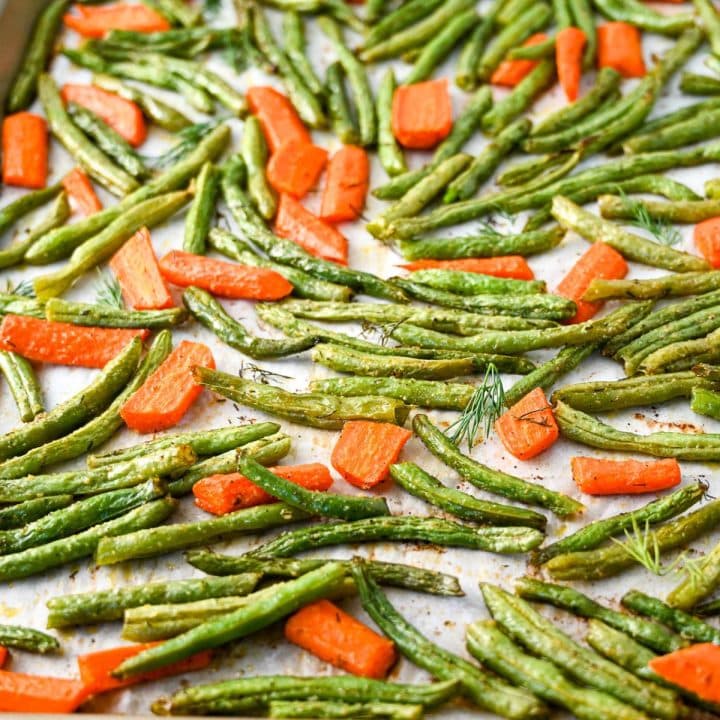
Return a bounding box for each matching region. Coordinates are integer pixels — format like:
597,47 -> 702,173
238,361 -> 292,385
676,555 -> 708,588
617,189 -> 682,247
95,270 -> 124,309
446,363 -> 505,450
203,0 -> 223,18
5,279 -> 36,298
144,120 -> 223,169
612,519 -> 686,576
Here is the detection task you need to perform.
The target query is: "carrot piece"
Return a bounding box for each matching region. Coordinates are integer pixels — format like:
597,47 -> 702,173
597,22 -> 646,78
694,217 -> 720,268
193,463 -> 334,515
159,250 -> 293,300
650,644 -> 720,703
399,256 -> 535,280
556,27 -> 586,102
247,86 -> 311,154
110,227 -> 174,310
61,84 -> 147,147
120,340 -> 214,433
266,141 -> 328,199
495,387 -> 559,461
2,112 -> 48,189
63,2 -> 170,38
391,79 -> 453,149
331,420 -> 412,490
78,643 -> 212,694
62,167 -> 103,217
555,242 -> 628,324
571,457 -> 681,495
285,599 -> 397,679
0,648 -> 7,668
0,670 -> 88,713
319,146 -> 370,223
491,33 -> 549,87
275,194 -> 348,265
0,315 -> 147,369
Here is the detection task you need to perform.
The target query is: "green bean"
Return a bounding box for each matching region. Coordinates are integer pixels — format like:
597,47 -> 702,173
185,551 -> 464,596
38,74 -> 138,196
516,577 -> 686,654
269,700 -> 423,719
325,62 -> 360,146
167,433 -> 292,497
92,74 -> 191,132
115,562 -> 348,677
694,0 -> 720,54
0,496 -> 72,531
707,178 -> 720,199
352,563 -> 547,720
455,2 -> 501,89
254,0 -> 366,32
142,0 -> 202,26
638,327 -> 720,375
547,499 -> 720,581
0,624 -> 59,654
585,272 -> 720,302
44,298 -> 185,329
476,3 -> 552,81
679,71 -> 720,95
25,123 -> 230,265
595,0 -> 694,35
376,69 -> 405,176
600,194 -> 720,224
497,0 -> 535,24
535,483 -> 708,566
283,11 -> 323,97
445,119 -> 531,202
482,60 -> 555,135
404,9 -> 477,84
497,152 -> 572,188
394,278 -> 576,321
360,0 -> 477,62
413,414 -> 583,517
160,675 -> 459,716
505,344 -> 597,407
251,6 -> 325,127
0,331 -> 170,480
33,190 -> 191,299
691,386 -> 720,420
0,351 -> 44,423
6,0 -> 68,112
465,620 -> 648,720
0,338 -> 140,463
568,0 -> 595,68
409,269 -> 545,295
241,119 -> 275,221
622,591 -> 720,644
392,462 -> 547,529
222,177 -> 406,302
0,192 -> 71,270
363,0 -> 444,48
552,195 -> 709,272
240,456 -> 389,521
66,102 -> 149,180
0,293 -> 44,319
400,226 -> 564,260
481,584 -> 678,719
508,37 -> 555,60
0,183 -> 62,237
624,109 -> 720,155
183,162 -> 220,254
667,536 -> 720,610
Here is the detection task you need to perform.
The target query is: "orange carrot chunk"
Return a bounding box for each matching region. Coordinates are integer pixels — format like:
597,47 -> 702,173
62,167 -> 103,216
491,33 -> 549,87
285,599 -> 397,679
247,86 -> 312,154
110,227 -> 174,310
78,643 -> 212,695
319,145 -> 370,223
0,648 -> 7,668
266,141 -> 328,199
694,217 -> 720,268
2,113 -> 48,189
275,194 -> 348,265
120,340 -> 215,433
159,250 -> 293,300
0,670 -> 88,713
61,84 -> 147,147
556,27 -> 586,102
399,256 -> 535,280
331,420 -> 412,490
555,242 -> 628,324
597,22 -> 646,78
495,387 -> 559,461
650,644 -> 720,704
63,2 -> 170,38
571,457 -> 681,495
193,463 -> 334,515
391,79 -> 453,149
0,315 -> 147,369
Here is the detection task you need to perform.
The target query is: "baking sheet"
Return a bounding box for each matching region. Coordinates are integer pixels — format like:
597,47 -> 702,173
0,1 -> 719,717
